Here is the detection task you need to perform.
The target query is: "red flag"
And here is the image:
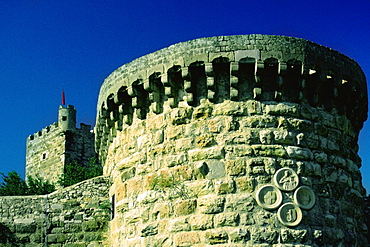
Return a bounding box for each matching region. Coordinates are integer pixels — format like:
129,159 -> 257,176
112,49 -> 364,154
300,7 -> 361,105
62,90 -> 66,105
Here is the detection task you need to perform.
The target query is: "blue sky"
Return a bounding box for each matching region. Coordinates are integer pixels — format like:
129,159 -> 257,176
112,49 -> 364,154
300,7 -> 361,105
1,0 -> 369,193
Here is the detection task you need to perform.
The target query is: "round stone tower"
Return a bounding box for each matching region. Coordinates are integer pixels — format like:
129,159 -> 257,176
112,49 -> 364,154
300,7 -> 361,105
95,35 -> 368,246
58,104 -> 77,131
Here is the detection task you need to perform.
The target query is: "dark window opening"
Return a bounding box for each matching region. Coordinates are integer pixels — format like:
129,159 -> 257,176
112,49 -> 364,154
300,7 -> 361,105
62,116 -> 67,121
111,194 -> 115,220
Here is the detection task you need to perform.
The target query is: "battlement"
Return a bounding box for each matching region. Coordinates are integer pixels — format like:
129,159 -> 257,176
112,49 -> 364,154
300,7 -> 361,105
27,122 -> 92,143
27,122 -> 59,142
95,35 -> 367,162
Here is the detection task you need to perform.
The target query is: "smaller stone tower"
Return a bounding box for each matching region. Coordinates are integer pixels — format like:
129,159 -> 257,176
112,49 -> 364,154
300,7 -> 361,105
26,104 -> 96,185
58,104 -> 77,131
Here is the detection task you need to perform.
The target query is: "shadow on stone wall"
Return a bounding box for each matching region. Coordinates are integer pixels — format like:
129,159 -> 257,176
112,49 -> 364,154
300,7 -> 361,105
365,195 -> 370,244
0,222 -> 18,247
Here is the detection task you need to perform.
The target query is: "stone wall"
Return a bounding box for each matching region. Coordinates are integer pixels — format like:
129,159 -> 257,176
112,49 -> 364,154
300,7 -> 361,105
0,176 -> 110,247
95,35 -> 368,246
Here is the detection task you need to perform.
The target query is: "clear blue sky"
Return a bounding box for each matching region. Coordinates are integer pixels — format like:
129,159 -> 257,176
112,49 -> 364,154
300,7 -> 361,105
1,0 -> 369,193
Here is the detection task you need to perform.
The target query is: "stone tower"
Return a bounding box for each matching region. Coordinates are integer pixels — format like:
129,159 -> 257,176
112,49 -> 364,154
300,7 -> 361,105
95,35 -> 368,246
26,104 -> 96,185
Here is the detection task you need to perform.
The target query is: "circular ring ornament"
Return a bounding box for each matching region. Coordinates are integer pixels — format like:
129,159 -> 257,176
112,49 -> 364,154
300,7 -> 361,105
277,202 -> 303,227
294,186 -> 316,210
255,185 -> 283,210
273,168 -> 299,191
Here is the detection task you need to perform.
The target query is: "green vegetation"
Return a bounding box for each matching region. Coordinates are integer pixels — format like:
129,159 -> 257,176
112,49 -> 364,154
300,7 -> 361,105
0,171 -> 55,196
58,157 -> 102,187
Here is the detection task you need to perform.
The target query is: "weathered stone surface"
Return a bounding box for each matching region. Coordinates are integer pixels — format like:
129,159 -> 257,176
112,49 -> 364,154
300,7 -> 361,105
189,214 -> 214,230
173,231 -> 201,246
174,199 -> 197,216
205,229 -> 229,244
198,195 -> 225,214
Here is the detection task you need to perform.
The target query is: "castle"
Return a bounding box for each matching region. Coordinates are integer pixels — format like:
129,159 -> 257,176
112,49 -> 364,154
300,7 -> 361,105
0,35 -> 369,246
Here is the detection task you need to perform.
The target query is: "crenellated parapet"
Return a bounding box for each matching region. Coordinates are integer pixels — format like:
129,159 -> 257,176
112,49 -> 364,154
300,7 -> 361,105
27,122 -> 59,143
95,35 -> 367,163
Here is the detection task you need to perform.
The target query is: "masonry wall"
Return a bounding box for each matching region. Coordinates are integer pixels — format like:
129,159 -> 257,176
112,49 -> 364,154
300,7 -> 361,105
95,35 -> 368,246
26,123 -> 66,184
0,176 -> 110,247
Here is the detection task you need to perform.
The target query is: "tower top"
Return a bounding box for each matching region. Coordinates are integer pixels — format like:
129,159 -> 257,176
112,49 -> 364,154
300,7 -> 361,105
58,104 -> 76,131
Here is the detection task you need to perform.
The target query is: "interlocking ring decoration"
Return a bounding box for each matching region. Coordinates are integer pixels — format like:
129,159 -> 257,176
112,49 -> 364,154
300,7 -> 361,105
255,168 -> 316,227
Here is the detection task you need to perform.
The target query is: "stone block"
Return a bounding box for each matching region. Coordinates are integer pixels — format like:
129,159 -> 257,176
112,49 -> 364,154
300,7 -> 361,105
235,49 -> 260,61
208,116 -> 234,133
265,102 -> 298,117
152,203 -> 172,220
235,176 -> 254,192
229,228 -> 250,243
189,214 -> 214,230
172,165 -> 193,181
189,145 -> 225,160
125,177 -> 143,196
225,194 -> 254,213
198,194 -> 225,214
214,178 -> 235,194
224,131 -> 257,145
166,125 -> 185,140
280,229 -> 307,243
165,153 -> 188,167
30,233 -> 44,243
288,118 -> 313,132
204,160 -> 226,179
171,107 -> 193,125
273,129 -> 295,145
205,229 -> 228,244
184,54 -> 208,66
140,222 -> 158,237
232,145 -> 254,157
83,232 -> 104,242
209,52 -> 234,62
225,159 -> 246,176
250,227 -> 278,244
121,167 -> 136,181
175,137 -> 194,152
174,231 -> 201,246
82,220 -> 99,232
196,134 -> 216,147
137,190 -> 160,204
285,146 -> 313,160
186,179 -> 214,196
15,221 -> 36,233
213,100 -> 247,116
239,213 -> 255,225
174,199 -> 197,216
242,115 -> 277,128
252,145 -> 287,158
261,50 -> 283,61
193,101 -> 213,119
47,234 -> 66,243
214,212 -> 239,227
167,217 -> 191,232
116,183 -> 127,202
